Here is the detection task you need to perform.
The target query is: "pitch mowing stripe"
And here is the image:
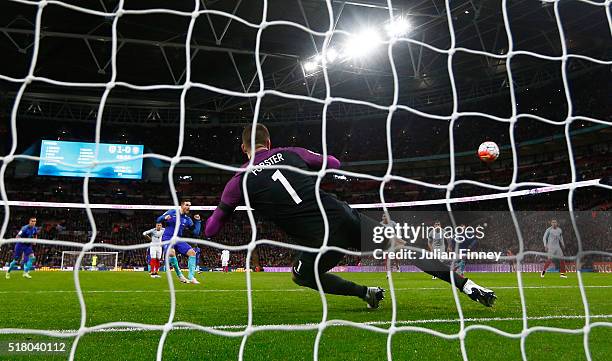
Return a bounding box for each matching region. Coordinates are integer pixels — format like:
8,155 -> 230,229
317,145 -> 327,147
0,285 -> 610,294
35,314 -> 612,334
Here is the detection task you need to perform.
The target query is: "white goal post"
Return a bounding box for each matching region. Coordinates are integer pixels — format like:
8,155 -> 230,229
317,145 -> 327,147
60,251 -> 119,271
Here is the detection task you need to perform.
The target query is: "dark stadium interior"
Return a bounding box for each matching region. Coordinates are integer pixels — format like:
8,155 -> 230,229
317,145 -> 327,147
0,0 -> 610,269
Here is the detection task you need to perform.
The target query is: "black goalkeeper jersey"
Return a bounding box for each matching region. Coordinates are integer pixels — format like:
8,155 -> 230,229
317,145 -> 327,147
205,147 -> 361,247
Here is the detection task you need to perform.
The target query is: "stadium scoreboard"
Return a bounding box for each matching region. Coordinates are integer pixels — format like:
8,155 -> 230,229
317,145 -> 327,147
38,140 -> 144,179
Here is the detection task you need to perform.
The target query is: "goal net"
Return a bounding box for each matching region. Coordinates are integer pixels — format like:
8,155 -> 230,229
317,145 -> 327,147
60,251 -> 118,271
0,0 -> 610,360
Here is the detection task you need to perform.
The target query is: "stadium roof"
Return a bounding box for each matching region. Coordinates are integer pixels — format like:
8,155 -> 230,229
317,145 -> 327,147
0,0 -> 610,124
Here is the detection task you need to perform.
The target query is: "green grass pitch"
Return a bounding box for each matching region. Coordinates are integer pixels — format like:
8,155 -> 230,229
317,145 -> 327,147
0,271 -> 610,360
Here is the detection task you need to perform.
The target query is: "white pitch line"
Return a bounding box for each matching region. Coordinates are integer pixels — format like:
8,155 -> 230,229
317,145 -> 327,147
399,285 -> 612,290
35,314 -> 612,334
0,285 -> 610,294
0,289 -> 308,294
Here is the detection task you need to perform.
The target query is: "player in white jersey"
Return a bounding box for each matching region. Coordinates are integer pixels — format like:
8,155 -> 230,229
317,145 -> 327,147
381,214 -> 401,278
427,220 -> 446,279
221,249 -> 230,273
540,219 -> 567,279
143,223 -> 164,278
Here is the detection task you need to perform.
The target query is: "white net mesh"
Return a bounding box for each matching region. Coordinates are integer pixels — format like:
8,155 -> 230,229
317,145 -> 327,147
0,0 -> 611,360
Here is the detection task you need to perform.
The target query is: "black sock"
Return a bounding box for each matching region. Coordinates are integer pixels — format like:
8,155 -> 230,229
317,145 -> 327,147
411,258 -> 468,290
319,273 -> 368,298
298,272 -> 367,298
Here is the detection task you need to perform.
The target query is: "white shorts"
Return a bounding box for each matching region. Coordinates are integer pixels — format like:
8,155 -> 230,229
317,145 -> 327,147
433,247 -> 448,263
434,246 -> 445,253
149,246 -> 163,259
548,247 -> 564,258
222,261 -> 229,267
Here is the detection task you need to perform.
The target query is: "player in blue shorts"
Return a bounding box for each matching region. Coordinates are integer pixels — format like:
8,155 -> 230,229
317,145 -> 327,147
146,248 -> 151,275
6,217 -> 38,279
449,224 -> 479,277
157,200 -> 202,284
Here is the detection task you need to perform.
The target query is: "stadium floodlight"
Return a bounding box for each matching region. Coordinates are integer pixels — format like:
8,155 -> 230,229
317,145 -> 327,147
385,17 -> 411,37
303,60 -> 318,72
344,28 -> 381,59
325,48 -> 338,63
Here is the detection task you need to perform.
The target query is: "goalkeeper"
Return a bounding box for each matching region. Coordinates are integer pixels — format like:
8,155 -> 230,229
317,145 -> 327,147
205,124 -> 496,308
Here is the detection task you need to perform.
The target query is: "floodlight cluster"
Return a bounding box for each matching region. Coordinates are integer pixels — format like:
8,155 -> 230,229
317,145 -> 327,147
302,16 -> 411,75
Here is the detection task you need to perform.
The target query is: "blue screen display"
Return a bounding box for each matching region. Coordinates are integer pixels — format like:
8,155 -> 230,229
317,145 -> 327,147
38,140 -> 144,179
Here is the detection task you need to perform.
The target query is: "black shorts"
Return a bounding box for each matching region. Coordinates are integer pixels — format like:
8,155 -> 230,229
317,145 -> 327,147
292,249 -> 345,277
297,203 -> 382,250
292,210 -> 381,275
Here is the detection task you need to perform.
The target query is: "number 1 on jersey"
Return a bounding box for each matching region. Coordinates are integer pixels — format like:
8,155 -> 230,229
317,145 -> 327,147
272,170 -> 303,204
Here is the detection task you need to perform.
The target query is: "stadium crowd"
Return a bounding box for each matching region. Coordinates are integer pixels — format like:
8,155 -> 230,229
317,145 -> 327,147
1,165 -> 609,270
0,69 -> 610,270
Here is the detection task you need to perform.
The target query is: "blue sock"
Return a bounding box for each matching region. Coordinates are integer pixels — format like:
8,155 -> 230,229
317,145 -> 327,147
169,257 -> 182,278
7,260 -> 18,273
188,256 -> 196,280
24,256 -> 35,272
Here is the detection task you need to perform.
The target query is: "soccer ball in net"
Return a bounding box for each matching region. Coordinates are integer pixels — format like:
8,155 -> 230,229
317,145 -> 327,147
478,141 -> 500,163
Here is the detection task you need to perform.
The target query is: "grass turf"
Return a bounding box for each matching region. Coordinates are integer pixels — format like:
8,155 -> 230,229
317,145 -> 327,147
0,271 -> 610,360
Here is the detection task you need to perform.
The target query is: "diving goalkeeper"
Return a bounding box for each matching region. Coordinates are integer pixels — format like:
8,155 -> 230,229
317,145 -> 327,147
205,124 -> 496,308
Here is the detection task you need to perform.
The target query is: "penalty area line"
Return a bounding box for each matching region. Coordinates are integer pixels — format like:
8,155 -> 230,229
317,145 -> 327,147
0,285 -> 610,294
37,314 -> 612,334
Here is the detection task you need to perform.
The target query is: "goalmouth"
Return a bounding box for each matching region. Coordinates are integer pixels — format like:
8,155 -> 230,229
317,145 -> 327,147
60,251 -> 119,271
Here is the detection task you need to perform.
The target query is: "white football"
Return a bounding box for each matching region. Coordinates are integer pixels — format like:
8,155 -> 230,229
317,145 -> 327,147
478,141 -> 499,162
